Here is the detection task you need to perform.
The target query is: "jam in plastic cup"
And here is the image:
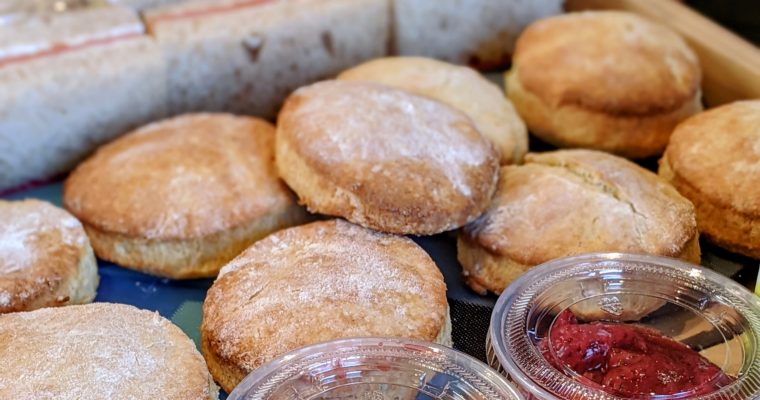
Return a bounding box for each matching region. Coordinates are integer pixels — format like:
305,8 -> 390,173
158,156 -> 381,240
229,337 -> 524,399
487,252 -> 760,399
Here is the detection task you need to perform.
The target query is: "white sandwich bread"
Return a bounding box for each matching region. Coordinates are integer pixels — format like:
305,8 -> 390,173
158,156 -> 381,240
391,0 -> 562,69
145,0 -> 389,118
0,5 -> 167,191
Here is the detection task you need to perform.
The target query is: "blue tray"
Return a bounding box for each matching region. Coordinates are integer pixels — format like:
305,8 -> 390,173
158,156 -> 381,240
5,180 -> 758,398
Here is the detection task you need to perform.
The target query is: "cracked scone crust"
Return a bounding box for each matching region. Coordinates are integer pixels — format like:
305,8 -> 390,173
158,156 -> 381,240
201,219 -> 450,393
507,11 -> 702,158
63,113 -> 309,279
338,56 -> 528,165
276,80 -> 499,235
0,199 -> 98,313
0,303 -> 218,400
659,101 -> 760,258
459,149 -> 700,295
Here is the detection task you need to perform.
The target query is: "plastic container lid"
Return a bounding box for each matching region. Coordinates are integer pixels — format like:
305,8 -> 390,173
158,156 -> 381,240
228,337 -> 524,400
488,252 -> 760,399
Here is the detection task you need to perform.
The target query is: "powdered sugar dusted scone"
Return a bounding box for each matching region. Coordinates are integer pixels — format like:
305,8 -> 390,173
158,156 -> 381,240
660,101 -> 760,258
0,199 -> 98,313
507,11 -> 702,158
0,303 -> 217,399
201,219 -> 451,393
276,80 -> 499,235
459,149 -> 700,296
338,57 -> 528,165
63,113 -> 309,279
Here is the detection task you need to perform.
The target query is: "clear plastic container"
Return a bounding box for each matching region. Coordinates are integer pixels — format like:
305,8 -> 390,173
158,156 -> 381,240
228,337 -> 524,400
487,252 -> 760,399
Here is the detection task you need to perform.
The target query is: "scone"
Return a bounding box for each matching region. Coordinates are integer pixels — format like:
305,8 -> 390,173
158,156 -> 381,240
0,303 -> 217,399
63,113 -> 309,279
660,101 -> 760,258
201,219 -> 451,393
276,80 -> 499,235
506,11 -> 702,158
338,57 -> 528,164
0,199 -> 98,313
459,149 -> 700,295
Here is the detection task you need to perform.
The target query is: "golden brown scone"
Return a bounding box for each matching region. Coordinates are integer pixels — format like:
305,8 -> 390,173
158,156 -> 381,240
63,113 -> 309,279
201,219 -> 450,393
507,11 -> 702,158
660,101 -> 760,258
276,80 -> 499,235
0,303 -> 218,400
338,57 -> 528,165
459,149 -> 700,295
0,199 -> 98,313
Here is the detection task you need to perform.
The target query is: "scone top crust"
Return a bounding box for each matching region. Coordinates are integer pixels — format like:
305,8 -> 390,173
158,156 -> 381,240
664,100 -> 760,216
0,303 -> 215,400
337,56 -> 528,164
63,113 -> 296,240
276,80 -> 499,235
0,199 -> 88,313
513,11 -> 701,115
203,219 -> 448,373
464,150 -> 698,266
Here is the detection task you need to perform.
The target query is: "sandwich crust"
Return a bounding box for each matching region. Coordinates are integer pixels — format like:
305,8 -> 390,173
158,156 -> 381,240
201,219 -> 450,393
660,101 -> 760,258
459,149 -> 700,295
0,303 -> 217,400
507,11 -> 702,158
63,113 -> 308,278
0,199 -> 98,313
338,56 -> 528,164
276,80 -> 499,235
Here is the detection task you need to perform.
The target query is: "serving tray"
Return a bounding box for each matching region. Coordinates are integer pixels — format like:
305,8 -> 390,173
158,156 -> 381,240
3,177 -> 757,398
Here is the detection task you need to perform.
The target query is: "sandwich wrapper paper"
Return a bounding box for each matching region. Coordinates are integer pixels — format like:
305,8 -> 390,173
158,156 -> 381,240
3,180 -> 757,398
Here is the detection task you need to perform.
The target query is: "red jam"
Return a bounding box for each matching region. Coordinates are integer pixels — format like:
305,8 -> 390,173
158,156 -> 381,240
540,311 -> 734,397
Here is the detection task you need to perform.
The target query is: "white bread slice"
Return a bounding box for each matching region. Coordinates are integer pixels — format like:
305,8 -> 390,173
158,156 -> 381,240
392,0 -> 562,69
0,6 -> 167,191
145,0 -> 389,118
108,0 -> 186,11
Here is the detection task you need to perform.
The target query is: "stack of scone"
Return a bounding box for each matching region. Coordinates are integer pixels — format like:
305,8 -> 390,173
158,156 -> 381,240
455,10 -> 759,299
201,59 -> 526,391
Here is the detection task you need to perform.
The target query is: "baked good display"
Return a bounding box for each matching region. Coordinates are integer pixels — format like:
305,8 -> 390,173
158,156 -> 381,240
0,303 -> 217,399
459,149 -> 700,295
392,0 -> 562,69
276,80 -> 499,235
338,56 -> 528,165
660,100 -> 760,259
144,0 -> 388,118
0,199 -> 98,313
0,5 -> 166,192
201,219 -> 450,393
506,11 -> 702,158
63,113 -> 309,279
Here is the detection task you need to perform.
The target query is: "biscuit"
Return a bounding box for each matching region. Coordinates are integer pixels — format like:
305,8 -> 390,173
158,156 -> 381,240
0,303 -> 217,399
201,219 -> 451,393
459,149 -> 700,295
0,199 -> 98,313
507,11 -> 702,158
64,113 -> 309,279
338,56 -> 528,164
276,80 -> 499,235
660,100 -> 760,258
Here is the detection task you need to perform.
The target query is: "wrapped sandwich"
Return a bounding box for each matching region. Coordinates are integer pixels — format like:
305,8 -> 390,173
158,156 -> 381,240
0,5 -> 166,191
